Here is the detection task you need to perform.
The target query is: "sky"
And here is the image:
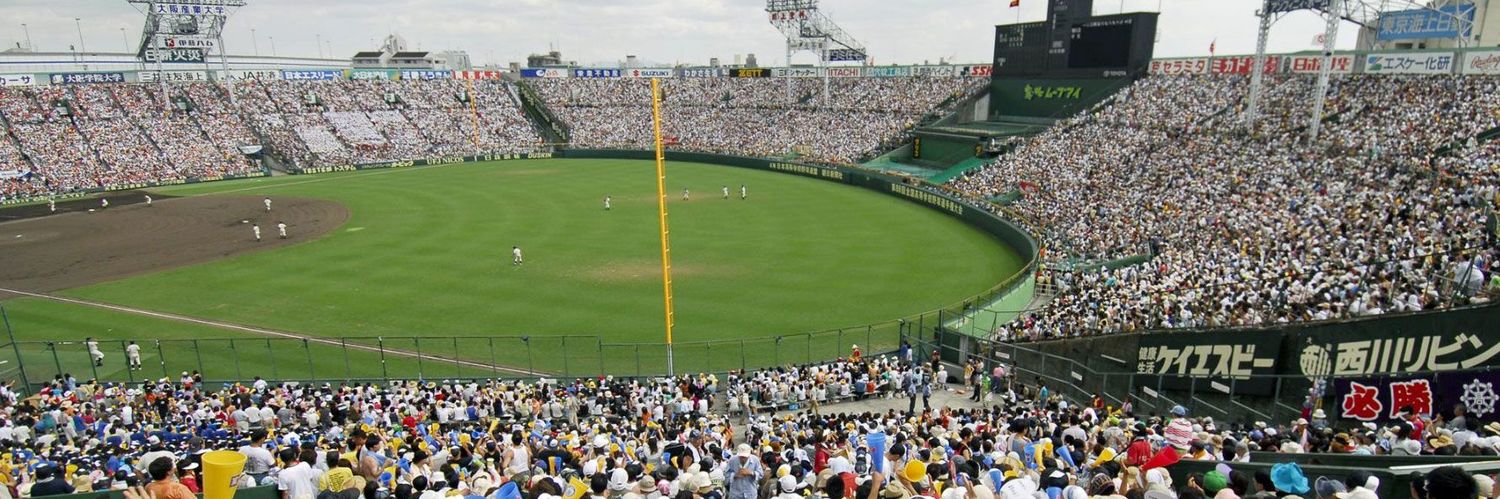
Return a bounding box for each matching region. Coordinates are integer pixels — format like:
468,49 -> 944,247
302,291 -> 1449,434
0,0 -> 1364,67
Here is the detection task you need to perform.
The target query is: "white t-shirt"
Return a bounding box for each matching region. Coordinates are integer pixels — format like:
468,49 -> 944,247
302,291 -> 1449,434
277,462 -> 322,499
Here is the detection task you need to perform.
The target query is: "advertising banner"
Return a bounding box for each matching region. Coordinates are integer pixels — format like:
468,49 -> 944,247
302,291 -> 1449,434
400,70 -> 451,80
1135,330 -> 1282,395
349,69 -> 394,80
826,49 -> 866,62
223,69 -> 281,81
1335,370 -> 1500,422
963,65 -> 994,77
0,74 -> 36,87
571,68 -> 621,78
772,67 -> 823,78
624,68 -> 673,78
139,70 -> 207,83
1364,52 -> 1455,74
1149,58 -> 1209,75
519,68 -> 568,78
150,3 -> 227,16
1266,0 -> 1330,13
912,65 -> 958,77
1287,54 -> 1355,74
282,70 -> 341,81
143,48 -> 206,63
680,68 -> 723,78
827,67 -> 862,78
1210,56 -> 1281,74
452,70 -> 504,80
868,66 -> 912,77
49,72 -> 126,85
1462,49 -> 1500,75
1377,4 -> 1475,41
731,68 -> 770,78
155,36 -> 216,50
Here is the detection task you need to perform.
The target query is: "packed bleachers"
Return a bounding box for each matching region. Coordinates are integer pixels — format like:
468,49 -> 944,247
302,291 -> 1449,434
531,77 -> 986,164
0,78 -> 547,201
4,349 -> 1489,499
951,74 -> 1500,340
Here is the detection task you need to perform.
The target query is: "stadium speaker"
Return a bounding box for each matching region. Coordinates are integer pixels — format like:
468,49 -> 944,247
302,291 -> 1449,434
202,450 -> 247,499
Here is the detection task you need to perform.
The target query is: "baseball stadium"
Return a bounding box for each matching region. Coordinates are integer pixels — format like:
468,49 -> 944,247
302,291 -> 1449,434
0,0 -> 1499,497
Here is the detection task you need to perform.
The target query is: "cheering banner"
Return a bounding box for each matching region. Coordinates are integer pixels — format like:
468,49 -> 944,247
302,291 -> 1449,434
1336,370 -> 1500,422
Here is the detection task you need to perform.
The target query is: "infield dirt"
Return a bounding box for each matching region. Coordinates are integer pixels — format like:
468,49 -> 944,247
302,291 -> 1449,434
0,193 -> 347,297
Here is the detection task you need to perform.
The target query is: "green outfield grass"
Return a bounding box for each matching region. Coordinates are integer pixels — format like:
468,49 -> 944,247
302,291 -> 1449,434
2,159 -> 1023,380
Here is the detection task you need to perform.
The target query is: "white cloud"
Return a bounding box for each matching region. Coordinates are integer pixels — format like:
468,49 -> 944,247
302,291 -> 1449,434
0,0 -> 1363,66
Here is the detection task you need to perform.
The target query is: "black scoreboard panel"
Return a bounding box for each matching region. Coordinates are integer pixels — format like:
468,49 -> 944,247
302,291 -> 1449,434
993,22 -> 1049,77
994,11 -> 1157,79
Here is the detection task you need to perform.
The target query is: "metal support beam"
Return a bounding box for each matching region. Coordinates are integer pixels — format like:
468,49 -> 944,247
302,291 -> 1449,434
1246,0 -> 1273,128
1308,0 -> 1341,142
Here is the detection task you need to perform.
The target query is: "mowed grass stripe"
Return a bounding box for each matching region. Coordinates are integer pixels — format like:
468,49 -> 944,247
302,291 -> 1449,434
6,159 -> 1022,375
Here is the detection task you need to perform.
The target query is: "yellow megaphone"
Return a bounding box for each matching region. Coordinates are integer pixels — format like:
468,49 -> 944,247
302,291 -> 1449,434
902,460 -> 927,483
202,450 -> 248,499
1091,448 -> 1117,468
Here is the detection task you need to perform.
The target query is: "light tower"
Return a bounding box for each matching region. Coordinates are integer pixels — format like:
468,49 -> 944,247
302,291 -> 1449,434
127,0 -> 248,110
765,0 -> 868,106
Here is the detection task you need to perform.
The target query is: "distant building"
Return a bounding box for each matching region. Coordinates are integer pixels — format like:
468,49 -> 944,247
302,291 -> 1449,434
527,50 -> 574,68
709,57 -> 720,67
745,53 -> 758,67
350,34 -> 470,70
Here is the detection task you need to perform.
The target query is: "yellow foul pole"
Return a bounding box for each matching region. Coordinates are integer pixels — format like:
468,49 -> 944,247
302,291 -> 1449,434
466,77 -> 481,149
650,78 -> 677,376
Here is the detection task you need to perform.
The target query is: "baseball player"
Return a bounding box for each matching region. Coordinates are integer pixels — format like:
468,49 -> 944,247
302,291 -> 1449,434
86,337 -> 104,367
126,341 -> 142,370
48,198 -> 55,213
722,186 -> 730,199
604,195 -> 612,211
741,184 -> 748,200
252,224 -> 262,242
512,246 -> 524,267
264,197 -> 272,212
145,194 -> 153,206
682,187 -> 690,201
277,222 -> 288,239
100,198 -> 109,209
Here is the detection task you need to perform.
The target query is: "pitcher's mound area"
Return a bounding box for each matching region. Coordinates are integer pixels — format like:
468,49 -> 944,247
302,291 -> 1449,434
0,195 -> 347,295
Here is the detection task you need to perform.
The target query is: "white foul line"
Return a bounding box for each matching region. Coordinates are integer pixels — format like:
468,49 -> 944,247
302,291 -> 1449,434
0,287 -> 538,377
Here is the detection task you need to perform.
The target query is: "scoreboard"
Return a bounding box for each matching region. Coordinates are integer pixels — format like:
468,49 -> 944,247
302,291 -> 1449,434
993,12 -> 1158,78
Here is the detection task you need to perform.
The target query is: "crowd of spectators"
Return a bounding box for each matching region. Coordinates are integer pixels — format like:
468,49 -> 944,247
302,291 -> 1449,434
3,349 -> 1495,499
531,77 -> 984,164
950,75 -> 1500,340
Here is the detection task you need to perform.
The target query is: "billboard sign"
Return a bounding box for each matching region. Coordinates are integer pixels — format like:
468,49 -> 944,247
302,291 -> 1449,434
1377,4 -> 1475,41
139,70 -> 207,83
1364,52 -> 1455,74
731,68 -> 770,78
680,68 -> 723,78
1210,56 -> 1281,74
519,68 -> 568,78
571,68 -> 622,78
348,69 -> 393,80
151,3 -> 227,16
453,70 -> 504,80
963,65 -> 994,77
1266,0 -> 1330,13
773,67 -> 823,78
625,68 -> 674,78
282,70 -> 341,81
867,66 -> 912,77
1462,49 -> 1500,75
400,70 -> 451,80
826,49 -> 866,62
912,66 -> 958,77
826,67 -> 862,78
222,69 -> 280,81
156,36 -> 216,50
0,74 -> 36,87
143,48 -> 206,63
1287,54 -> 1354,74
49,72 -> 126,85
1135,329 -> 1282,395
1149,58 -> 1209,75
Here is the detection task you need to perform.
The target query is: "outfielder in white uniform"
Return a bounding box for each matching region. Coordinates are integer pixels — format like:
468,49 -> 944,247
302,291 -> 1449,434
252,224 -> 262,242
86,338 -> 103,367
101,198 -> 109,209
682,188 -> 690,201
512,246 -> 523,267
722,186 -> 730,199
604,196 -> 611,211
741,184 -> 747,200
126,341 -> 142,370
145,195 -> 153,206
277,222 -> 288,239
264,197 -> 272,212
48,199 -> 55,213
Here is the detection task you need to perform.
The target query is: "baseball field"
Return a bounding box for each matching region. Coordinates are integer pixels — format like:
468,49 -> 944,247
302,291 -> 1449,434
0,158 -> 1024,382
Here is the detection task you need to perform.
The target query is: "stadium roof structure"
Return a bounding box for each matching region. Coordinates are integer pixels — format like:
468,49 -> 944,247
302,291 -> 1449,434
393,51 -> 430,58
